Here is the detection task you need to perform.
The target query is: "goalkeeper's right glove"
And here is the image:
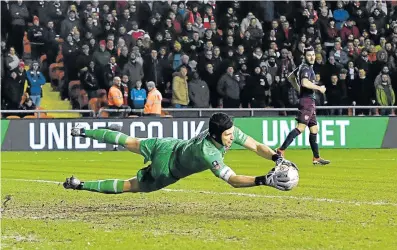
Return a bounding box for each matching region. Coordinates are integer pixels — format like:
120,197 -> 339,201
255,168 -> 291,191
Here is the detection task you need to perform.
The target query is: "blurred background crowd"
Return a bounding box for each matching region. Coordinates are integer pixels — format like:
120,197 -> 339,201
1,0 -> 397,117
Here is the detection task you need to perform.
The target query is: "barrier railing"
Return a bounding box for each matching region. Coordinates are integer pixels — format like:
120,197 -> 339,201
1,106 -> 396,118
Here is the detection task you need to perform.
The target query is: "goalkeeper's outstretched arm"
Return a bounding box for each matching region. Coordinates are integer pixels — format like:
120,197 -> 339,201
224,171 -> 291,190
242,136 -> 281,162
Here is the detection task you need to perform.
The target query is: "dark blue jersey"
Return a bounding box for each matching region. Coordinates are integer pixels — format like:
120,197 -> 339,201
297,63 -> 316,99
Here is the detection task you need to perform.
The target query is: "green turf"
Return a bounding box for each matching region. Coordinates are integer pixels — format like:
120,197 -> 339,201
1,149 -> 397,249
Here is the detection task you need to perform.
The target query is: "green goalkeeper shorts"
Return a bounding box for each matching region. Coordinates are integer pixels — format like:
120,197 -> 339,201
137,138 -> 181,193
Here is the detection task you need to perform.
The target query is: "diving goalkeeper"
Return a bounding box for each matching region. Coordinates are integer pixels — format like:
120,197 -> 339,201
63,113 -> 299,193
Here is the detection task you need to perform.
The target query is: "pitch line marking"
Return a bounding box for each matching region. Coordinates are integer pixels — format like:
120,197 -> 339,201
1,158 -> 396,164
3,178 -> 397,207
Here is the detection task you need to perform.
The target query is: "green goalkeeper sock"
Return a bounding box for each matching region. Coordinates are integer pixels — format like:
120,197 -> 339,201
80,179 -> 124,194
84,129 -> 129,146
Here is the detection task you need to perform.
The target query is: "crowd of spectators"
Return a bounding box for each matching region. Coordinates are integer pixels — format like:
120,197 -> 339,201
1,0 -> 397,117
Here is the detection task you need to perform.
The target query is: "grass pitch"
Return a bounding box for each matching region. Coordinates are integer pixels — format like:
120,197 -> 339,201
1,149 -> 397,249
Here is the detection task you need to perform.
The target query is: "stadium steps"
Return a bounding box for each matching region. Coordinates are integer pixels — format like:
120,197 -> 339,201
40,83 -> 79,118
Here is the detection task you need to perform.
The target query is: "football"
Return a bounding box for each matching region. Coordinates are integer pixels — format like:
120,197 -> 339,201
275,163 -> 299,190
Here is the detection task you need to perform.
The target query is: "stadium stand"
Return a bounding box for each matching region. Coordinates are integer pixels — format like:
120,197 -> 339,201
1,0 -> 397,118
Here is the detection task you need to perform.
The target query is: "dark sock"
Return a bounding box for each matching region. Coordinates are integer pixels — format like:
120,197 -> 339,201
280,128 -> 301,150
309,133 -> 320,158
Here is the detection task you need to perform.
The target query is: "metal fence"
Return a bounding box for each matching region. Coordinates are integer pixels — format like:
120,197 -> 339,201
1,106 -> 396,119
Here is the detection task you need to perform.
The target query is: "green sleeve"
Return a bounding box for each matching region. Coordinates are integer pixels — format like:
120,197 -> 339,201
202,146 -> 228,178
233,126 -> 248,146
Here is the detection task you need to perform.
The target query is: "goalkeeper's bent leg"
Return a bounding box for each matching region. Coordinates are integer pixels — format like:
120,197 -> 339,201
84,129 -> 141,154
85,129 -> 128,146
77,177 -> 140,193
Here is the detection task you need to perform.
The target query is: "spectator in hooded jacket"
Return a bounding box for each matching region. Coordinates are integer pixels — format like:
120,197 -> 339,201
144,81 -> 162,116
333,1 -> 350,30
171,66 -> 189,108
188,72 -> 210,108
217,66 -> 240,108
26,61 -> 46,107
123,52 -> 144,89
375,73 -> 395,115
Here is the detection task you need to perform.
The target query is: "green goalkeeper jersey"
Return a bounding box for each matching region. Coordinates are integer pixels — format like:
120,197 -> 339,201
169,127 -> 248,179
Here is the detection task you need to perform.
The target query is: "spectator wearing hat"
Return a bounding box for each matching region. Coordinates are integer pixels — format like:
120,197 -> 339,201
9,0 -> 29,56
169,41 -> 184,70
144,81 -> 162,116
61,32 -> 81,100
26,61 -> 46,107
28,16 -> 46,61
93,40 -> 111,68
60,9 -> 80,39
340,19 -> 360,43
4,61 -> 26,111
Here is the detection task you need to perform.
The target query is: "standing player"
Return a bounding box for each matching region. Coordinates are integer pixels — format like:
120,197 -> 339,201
276,47 -> 330,165
63,113 -> 299,194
